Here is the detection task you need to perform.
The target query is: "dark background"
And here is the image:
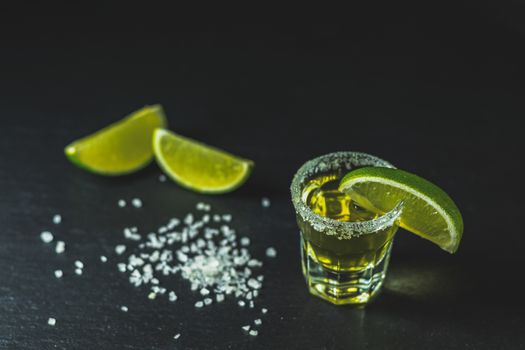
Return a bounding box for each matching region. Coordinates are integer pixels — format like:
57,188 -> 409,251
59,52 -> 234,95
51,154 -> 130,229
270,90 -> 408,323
1,2 -> 524,349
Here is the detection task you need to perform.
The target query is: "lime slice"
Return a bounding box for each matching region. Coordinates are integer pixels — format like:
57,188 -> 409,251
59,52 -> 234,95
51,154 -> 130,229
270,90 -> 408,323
64,105 -> 167,175
153,128 -> 254,193
339,167 -> 463,253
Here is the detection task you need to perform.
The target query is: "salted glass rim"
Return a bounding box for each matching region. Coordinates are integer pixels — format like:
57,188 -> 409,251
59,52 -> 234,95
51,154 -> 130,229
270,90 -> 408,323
290,151 -> 404,239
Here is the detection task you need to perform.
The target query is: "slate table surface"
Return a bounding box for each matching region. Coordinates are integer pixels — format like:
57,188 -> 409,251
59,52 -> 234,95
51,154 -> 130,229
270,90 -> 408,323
1,3 -> 524,349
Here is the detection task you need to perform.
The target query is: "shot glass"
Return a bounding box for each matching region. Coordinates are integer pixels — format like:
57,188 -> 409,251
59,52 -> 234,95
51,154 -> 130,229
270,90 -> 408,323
291,152 -> 403,305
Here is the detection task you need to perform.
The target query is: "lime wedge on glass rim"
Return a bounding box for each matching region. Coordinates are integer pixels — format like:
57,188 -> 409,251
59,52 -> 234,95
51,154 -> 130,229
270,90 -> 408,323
339,167 -> 463,253
153,128 -> 254,194
64,105 -> 167,175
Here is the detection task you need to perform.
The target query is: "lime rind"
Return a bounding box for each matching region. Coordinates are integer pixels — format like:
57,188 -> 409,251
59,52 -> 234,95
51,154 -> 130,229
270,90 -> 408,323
153,128 -> 253,194
64,105 -> 167,175
339,167 -> 463,253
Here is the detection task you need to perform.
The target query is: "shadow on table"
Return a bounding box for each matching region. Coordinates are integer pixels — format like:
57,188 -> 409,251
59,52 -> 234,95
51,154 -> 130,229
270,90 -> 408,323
371,258 -> 522,335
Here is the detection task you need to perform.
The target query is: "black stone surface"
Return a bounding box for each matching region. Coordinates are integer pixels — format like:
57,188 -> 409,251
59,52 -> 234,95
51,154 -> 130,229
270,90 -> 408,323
1,3 -> 524,349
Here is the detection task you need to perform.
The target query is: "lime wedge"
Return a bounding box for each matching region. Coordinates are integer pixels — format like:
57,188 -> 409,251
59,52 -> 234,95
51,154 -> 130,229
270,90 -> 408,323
64,105 -> 167,175
153,128 -> 253,193
339,167 -> 463,253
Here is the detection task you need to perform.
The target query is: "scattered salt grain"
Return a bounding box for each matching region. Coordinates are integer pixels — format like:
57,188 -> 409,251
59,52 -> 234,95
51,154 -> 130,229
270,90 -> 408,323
238,300 -> 246,307
249,329 -> 258,336
100,255 -> 108,263
261,308 -> 268,314
40,231 -> 53,243
216,294 -> 225,303
115,245 -> 126,255
200,288 -> 210,296
148,292 -> 157,300
184,213 -> 194,225
265,247 -> 277,258
195,301 -> 204,308
55,241 -> 65,254
120,305 -> 128,312
247,278 -> 261,289
47,318 -> 56,326
131,198 -> 143,208
169,291 -> 178,302
173,333 -> 181,340
222,214 -> 232,222
54,270 -> 63,278
123,227 -> 141,241
118,263 -> 127,272
74,260 -> 84,269
75,268 -> 83,275
118,199 -> 126,208
240,237 -> 250,246
249,300 -> 255,308
261,197 -> 271,208
242,325 -> 250,331
159,174 -> 167,182
204,298 -> 212,305
52,215 -> 62,224
254,318 -> 262,325
196,202 -> 206,210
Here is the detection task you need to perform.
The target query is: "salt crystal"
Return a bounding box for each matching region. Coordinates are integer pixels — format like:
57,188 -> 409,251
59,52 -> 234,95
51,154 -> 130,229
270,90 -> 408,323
55,241 -> 65,254
120,305 -> 128,312
254,318 -> 262,325
40,231 -> 54,243
100,255 -> 108,263
118,199 -> 126,208
54,270 -> 63,278
148,292 -> 157,300
242,325 -> 250,331
265,247 -> 277,258
47,318 -> 56,326
238,300 -> 246,307
131,198 -> 143,208
75,268 -> 83,275
240,237 -> 250,246
200,288 -> 210,296
261,197 -> 271,208
195,301 -> 204,308
74,260 -> 84,269
159,174 -> 167,182
52,215 -> 62,224
222,214 -> 232,222
247,279 -> 261,289
173,333 -> 181,340
249,329 -> 258,336
216,294 -> 225,302
169,291 -> 178,302
204,298 -> 212,305
261,308 -> 268,314
177,251 -> 188,263
184,214 -> 194,225
118,263 -> 126,272
115,245 -> 126,255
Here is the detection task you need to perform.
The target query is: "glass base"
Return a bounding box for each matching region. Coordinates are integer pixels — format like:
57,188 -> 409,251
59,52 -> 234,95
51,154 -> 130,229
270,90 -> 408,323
300,235 -> 393,306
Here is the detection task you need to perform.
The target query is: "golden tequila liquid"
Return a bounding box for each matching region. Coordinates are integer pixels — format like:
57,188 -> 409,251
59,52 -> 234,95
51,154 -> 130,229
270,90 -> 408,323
299,173 -> 397,272
297,172 -> 399,305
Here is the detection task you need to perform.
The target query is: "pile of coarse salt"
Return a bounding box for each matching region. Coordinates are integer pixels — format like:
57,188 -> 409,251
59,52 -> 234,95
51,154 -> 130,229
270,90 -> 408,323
115,202 -> 269,334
